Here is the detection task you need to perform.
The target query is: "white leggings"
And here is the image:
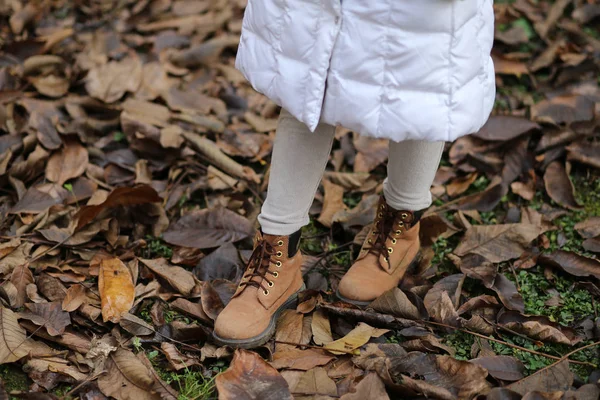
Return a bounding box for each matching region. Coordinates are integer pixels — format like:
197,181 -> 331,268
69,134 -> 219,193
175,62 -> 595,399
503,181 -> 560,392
259,109 -> 444,236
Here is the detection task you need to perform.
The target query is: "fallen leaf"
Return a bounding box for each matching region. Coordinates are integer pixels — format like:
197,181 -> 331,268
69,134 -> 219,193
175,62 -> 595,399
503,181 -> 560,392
0,308 -> 31,364
120,313 -> 154,336
216,349 -> 292,400
324,322 -> 388,355
491,274 -> 525,313
98,258 -> 135,323
160,342 -> 200,371
470,356 -> 525,382
474,116 -> 539,142
574,217 -> 600,239
390,353 -> 491,399
275,310 -> 303,352
318,179 -> 347,228
566,141 -> 600,170
139,258 -> 196,296
507,360 -> 572,395
538,251 -> 600,280
163,207 -> 253,249
45,140 -> 88,186
498,310 -> 582,345
75,185 -> 163,230
292,367 -> 337,397
370,288 -> 428,320
97,348 -> 161,400
10,264 -> 34,308
544,161 -> 582,210
200,281 -> 225,321
454,223 -> 542,263
340,372 -> 389,400
20,302 -> 71,336
270,348 -> 335,371
311,309 -> 333,346
62,284 -> 86,312
86,56 -> 143,103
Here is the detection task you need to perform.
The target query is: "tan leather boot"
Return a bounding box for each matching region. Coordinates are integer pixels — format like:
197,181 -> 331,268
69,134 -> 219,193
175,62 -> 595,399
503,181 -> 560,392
337,196 -> 421,306
213,229 -> 305,348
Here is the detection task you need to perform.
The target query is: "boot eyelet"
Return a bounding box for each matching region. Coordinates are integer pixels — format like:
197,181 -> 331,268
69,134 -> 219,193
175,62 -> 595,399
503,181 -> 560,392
378,212 -> 383,217
398,221 -> 404,227
276,251 -> 283,257
263,289 -> 270,296
388,247 -> 393,254
395,230 -> 401,235
276,261 -> 282,268
267,281 -> 274,287
272,271 -> 279,278
401,213 -> 408,219
277,240 -> 284,246
391,238 -> 397,244
367,239 -> 372,244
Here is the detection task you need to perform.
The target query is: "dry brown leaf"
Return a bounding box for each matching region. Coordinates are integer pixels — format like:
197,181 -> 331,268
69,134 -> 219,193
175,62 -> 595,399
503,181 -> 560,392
86,56 -> 143,103
275,310 -> 303,352
470,356 -> 525,382
454,223 -> 542,263
98,258 -> 135,323
270,348 -> 335,371
507,360 -> 572,395
139,258 -> 196,296
20,302 -> 71,336
97,348 -> 161,400
340,372 -> 389,400
498,311 -> 582,345
45,140 -> 89,186
216,349 -> 292,400
292,367 -> 337,397
370,287 -> 427,320
10,264 -> 34,308
163,207 -> 253,249
311,309 -> 333,346
160,342 -> 200,371
538,251 -> 600,280
0,308 -> 31,365
544,161 -> 582,210
318,179 -> 347,228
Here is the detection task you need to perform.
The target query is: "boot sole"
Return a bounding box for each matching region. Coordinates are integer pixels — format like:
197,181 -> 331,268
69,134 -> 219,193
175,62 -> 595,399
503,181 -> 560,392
212,283 -> 306,349
336,251 -> 422,307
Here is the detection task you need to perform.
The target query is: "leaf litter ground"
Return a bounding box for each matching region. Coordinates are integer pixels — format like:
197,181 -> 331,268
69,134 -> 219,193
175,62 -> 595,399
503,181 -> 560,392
1,1 -> 600,399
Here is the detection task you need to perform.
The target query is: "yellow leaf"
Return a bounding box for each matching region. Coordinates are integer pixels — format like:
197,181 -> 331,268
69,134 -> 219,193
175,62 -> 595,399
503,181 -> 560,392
323,322 -> 388,355
99,258 -> 135,323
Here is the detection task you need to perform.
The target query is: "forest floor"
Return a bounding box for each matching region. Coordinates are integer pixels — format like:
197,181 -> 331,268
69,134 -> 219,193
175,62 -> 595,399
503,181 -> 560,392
1,0 -> 600,399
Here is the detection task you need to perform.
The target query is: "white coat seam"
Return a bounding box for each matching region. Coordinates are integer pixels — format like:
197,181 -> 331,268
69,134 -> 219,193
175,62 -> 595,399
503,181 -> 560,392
477,0 -> 486,127
303,0 -> 325,127
266,0 -> 289,102
446,2 -> 456,142
376,0 -> 392,138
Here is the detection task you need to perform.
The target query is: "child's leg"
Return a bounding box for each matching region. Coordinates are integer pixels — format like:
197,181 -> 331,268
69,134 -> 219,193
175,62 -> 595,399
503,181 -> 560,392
258,109 -> 336,235
383,140 -> 445,211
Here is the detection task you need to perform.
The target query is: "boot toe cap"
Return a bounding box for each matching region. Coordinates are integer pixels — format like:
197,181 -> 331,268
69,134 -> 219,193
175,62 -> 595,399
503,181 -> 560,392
213,306 -> 269,341
338,265 -> 387,303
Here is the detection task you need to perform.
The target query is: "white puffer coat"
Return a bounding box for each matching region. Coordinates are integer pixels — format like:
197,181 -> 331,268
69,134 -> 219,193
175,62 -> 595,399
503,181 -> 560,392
236,0 -> 496,142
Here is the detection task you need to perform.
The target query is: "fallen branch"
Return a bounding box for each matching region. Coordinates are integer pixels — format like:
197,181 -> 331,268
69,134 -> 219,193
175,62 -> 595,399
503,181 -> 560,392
318,303 -> 422,330
274,340 -> 360,356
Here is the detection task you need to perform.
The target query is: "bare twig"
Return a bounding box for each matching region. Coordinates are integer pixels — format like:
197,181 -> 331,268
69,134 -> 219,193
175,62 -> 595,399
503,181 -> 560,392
425,320 -> 597,368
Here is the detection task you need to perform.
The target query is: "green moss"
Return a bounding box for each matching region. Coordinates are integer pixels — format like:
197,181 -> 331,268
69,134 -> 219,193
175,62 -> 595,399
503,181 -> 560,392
301,221 -> 327,254
513,268 -> 594,325
444,331 -> 475,361
0,365 -> 30,394
145,236 -> 174,259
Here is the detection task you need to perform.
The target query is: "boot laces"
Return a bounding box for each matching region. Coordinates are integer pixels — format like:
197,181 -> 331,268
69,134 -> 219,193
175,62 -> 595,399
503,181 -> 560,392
363,203 -> 410,270
239,238 -> 281,295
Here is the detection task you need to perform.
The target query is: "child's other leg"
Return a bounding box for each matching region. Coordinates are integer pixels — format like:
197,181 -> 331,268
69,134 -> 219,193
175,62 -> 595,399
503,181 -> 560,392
258,109 -> 336,235
337,139 -> 444,306
384,140 -> 445,211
